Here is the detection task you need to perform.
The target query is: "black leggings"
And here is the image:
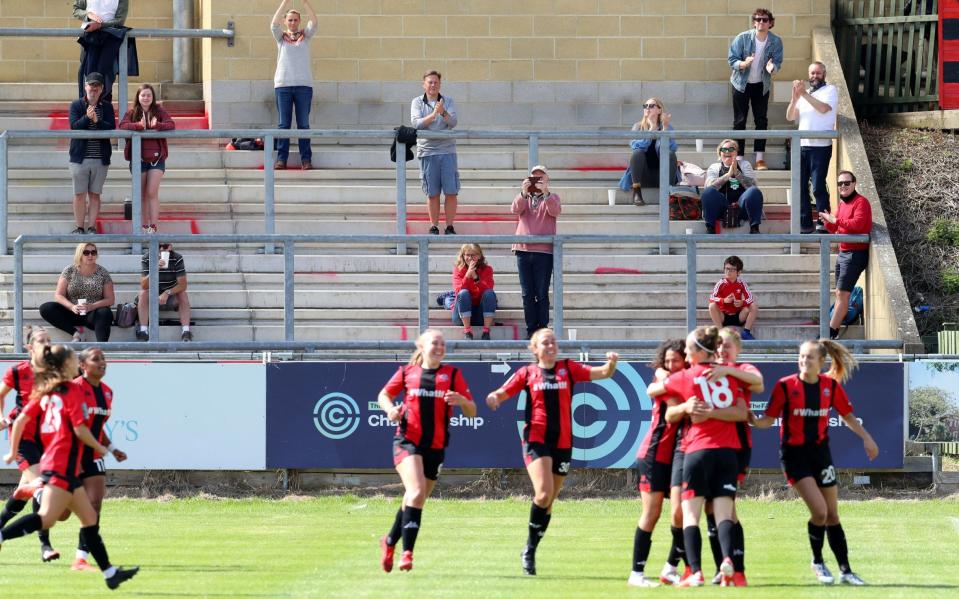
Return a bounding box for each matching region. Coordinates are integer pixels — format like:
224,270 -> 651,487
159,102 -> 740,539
39,302 -> 112,341
629,148 -> 679,187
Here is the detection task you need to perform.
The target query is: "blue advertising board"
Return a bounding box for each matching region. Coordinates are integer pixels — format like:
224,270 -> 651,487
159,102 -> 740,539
266,361 -> 904,470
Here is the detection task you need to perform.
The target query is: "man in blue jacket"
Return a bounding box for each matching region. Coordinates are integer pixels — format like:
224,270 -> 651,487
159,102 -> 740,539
69,72 -> 115,234
727,8 -> 783,171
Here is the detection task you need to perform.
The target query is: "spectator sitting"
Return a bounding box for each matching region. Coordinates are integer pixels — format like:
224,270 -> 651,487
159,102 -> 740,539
512,165 -> 561,339
820,170 -> 872,339
451,244 -> 497,341
137,242 -> 192,342
69,72 -> 115,235
708,255 -> 758,340
618,97 -> 679,206
39,242 -> 115,342
119,83 -> 176,234
701,139 -> 764,234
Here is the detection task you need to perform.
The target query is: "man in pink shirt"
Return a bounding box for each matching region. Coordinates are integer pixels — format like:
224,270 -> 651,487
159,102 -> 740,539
512,165 -> 562,338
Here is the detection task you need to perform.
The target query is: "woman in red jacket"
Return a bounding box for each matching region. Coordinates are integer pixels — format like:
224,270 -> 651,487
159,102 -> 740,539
119,83 -> 176,234
819,170 -> 872,339
451,243 -> 497,340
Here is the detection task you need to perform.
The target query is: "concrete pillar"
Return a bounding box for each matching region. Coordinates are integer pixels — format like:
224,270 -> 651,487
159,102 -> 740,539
173,0 -> 194,83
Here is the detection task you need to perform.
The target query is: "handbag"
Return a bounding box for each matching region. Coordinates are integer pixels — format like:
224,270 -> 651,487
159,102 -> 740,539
114,302 -> 137,328
668,194 -> 702,221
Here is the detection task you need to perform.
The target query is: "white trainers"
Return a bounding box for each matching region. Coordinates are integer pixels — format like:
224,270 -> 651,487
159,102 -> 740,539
711,571 -> 724,585
720,557 -> 735,586
811,561 -> 835,584
839,571 -> 866,585
627,571 -> 660,587
659,563 -> 680,585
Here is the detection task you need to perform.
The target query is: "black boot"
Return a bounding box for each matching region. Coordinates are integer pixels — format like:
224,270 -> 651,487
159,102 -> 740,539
632,185 -> 645,206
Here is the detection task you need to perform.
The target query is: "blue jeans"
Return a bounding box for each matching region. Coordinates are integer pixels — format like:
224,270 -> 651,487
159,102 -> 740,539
516,251 -> 553,338
701,186 -> 764,227
452,288 -> 497,326
800,145 -> 832,229
275,86 -> 313,163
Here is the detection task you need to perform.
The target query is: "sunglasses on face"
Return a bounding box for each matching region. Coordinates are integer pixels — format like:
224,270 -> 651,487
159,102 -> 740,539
719,147 -> 737,153
837,181 -> 855,187
82,249 -> 98,256
160,244 -> 171,250
753,17 -> 770,22
642,103 -> 659,109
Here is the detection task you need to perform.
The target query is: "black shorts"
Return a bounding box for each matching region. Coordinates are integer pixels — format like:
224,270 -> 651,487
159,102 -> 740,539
835,250 -> 868,292
634,457 -> 671,494
523,442 -> 572,476
682,448 -> 739,500
392,438 -> 445,481
15,439 -> 42,472
736,448 -> 752,484
781,443 -> 837,488
80,458 -> 107,480
41,470 -> 82,493
721,312 -> 745,327
670,448 -> 685,488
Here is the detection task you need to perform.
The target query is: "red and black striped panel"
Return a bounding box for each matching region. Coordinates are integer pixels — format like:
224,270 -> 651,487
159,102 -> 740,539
941,1 -> 959,109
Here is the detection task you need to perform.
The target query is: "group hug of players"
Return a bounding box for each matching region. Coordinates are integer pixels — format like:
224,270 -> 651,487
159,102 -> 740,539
0,328 -> 138,590
376,325 -> 880,587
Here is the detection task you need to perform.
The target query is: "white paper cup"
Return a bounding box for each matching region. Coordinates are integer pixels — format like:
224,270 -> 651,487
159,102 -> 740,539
685,228 -> 694,235
696,139 -> 704,153
607,189 -> 617,206
567,328 -> 577,341
160,251 -> 170,264
786,189 -> 792,205
77,298 -> 87,315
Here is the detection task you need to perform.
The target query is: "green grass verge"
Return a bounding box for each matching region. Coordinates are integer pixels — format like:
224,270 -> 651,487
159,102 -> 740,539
0,496 -> 957,597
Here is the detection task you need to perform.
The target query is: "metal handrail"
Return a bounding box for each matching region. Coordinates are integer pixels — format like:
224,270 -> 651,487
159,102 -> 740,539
12,232 -> 893,354
0,127 -> 839,257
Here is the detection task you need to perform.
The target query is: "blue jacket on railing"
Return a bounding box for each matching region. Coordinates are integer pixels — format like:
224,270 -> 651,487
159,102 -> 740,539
728,29 -> 783,95
68,97 -> 115,165
618,124 -> 679,191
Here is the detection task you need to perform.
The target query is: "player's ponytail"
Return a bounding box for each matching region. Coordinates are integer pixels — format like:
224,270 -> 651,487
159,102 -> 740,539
31,345 -> 77,401
818,339 -> 857,384
408,348 -> 424,366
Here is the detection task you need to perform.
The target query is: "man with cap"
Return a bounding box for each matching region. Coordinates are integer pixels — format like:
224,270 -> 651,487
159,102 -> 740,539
511,165 -> 563,338
68,72 -> 116,234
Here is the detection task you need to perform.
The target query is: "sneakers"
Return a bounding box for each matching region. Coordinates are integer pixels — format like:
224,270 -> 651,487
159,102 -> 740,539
719,557 -> 735,586
13,478 -> 43,501
135,329 -> 149,342
732,571 -> 748,587
627,571 -> 659,587
274,160 -> 287,170
659,563 -> 680,585
839,571 -> 865,585
428,225 -> 440,235
521,545 -> 536,576
463,331 -> 473,340
711,571 -> 724,585
755,159 -> 768,170
72,226 -> 86,235
480,331 -> 490,341
105,566 -> 140,590
181,330 -> 193,342
750,224 -> 760,234
41,545 -> 60,562
741,329 -> 755,341
86,226 -> 97,234
72,557 -> 98,572
811,561 -> 834,584
676,570 -> 705,587
300,160 -> 312,171
398,550 -> 413,572
72,331 -> 83,343
379,537 -> 394,573
632,186 -> 645,206
444,225 -> 456,235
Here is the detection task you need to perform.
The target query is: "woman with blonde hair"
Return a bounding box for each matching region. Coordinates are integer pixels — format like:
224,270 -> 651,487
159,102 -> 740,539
486,328 -> 618,576
701,139 -> 765,234
619,97 -> 679,206
39,243 -> 115,342
750,339 -> 877,586
451,244 -> 497,340
377,329 -> 475,572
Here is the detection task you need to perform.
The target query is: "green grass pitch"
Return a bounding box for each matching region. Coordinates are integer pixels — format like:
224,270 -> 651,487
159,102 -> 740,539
0,496 -> 956,597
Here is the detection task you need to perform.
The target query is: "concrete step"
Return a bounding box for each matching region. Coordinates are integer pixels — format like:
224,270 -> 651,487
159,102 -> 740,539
0,83 -> 203,102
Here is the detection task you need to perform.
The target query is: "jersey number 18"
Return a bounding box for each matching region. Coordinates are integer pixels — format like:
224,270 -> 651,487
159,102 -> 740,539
693,376 -> 735,409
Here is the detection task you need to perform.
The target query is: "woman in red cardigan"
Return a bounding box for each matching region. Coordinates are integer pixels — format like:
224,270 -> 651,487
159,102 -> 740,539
119,83 -> 176,234
451,243 -> 497,340
819,170 -> 872,339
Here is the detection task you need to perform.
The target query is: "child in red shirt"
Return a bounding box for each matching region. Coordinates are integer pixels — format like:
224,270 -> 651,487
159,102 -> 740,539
708,255 -> 758,340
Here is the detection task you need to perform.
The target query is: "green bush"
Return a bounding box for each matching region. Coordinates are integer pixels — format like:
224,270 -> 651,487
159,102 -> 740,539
942,267 -> 959,294
927,218 -> 959,246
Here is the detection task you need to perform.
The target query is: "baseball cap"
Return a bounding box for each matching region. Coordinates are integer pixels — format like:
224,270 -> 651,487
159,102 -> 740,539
84,72 -> 105,86
529,165 -> 548,175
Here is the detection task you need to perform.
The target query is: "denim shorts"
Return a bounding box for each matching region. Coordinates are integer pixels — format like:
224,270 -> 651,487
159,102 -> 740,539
419,153 -> 460,197
129,159 -> 166,173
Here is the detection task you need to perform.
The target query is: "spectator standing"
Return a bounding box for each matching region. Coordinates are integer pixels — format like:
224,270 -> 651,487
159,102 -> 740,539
708,256 -> 758,340
786,62 -> 838,234
411,70 -> 460,234
69,73 -> 115,235
820,171 -> 872,339
619,97 -> 679,206
701,140 -> 764,234
136,242 -> 192,342
39,243 -> 115,343
73,0 -> 129,102
271,0 -> 317,170
728,8 -> 783,170
451,244 -> 497,341
119,84 -> 176,234
512,166 -> 562,339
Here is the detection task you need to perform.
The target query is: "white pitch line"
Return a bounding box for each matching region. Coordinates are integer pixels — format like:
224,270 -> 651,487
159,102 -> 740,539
952,517 -> 959,535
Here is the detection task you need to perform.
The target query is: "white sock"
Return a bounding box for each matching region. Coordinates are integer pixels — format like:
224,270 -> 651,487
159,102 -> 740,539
76,549 -> 89,560
755,151 -> 765,162
139,325 -> 148,332
103,565 -> 117,579
182,325 -> 190,332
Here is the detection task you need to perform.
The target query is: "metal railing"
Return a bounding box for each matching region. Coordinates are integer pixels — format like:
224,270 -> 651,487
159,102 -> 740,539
0,128 -> 838,257
11,232 -> 898,354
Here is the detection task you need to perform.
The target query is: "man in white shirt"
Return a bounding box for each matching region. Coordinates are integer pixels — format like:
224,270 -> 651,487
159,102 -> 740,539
786,61 -> 838,234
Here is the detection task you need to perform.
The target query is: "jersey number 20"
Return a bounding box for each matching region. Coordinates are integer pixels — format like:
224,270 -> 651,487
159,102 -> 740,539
693,376 -> 735,409
39,394 -> 64,434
